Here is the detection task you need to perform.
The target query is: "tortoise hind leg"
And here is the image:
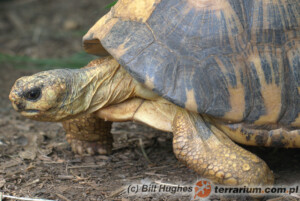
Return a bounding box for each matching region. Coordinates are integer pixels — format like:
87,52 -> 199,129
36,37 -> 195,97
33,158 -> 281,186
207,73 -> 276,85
173,110 -> 274,185
62,114 -> 113,155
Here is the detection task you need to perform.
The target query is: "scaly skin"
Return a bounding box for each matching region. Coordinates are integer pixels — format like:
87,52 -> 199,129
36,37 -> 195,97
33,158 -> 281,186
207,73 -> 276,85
63,114 -> 113,155
9,57 -> 276,185
173,110 -> 274,185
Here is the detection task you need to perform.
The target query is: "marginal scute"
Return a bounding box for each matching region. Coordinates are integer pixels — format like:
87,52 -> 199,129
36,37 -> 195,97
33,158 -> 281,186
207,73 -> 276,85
113,0 -> 161,22
144,75 -> 155,90
184,89 -> 198,112
101,20 -> 154,65
215,55 -> 246,121
245,46 -> 285,125
282,40 -> 300,126
83,12 -> 117,56
214,121 -> 300,148
292,113 -> 300,127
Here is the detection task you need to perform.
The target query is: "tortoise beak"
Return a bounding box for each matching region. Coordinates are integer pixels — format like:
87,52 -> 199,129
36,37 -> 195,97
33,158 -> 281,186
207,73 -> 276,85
11,102 -> 20,111
9,91 -> 16,102
9,90 -> 25,112
9,91 -> 20,110
9,93 -> 25,112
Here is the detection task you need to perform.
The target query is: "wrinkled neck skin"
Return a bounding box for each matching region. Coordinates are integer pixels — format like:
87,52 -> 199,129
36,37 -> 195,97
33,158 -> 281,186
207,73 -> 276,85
60,61 -> 137,120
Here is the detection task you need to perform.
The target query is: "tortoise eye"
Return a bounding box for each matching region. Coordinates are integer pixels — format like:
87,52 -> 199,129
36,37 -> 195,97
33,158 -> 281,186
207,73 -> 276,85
25,88 -> 41,101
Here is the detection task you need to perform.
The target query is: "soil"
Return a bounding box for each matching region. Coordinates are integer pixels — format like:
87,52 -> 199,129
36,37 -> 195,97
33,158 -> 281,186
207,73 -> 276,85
0,0 -> 299,201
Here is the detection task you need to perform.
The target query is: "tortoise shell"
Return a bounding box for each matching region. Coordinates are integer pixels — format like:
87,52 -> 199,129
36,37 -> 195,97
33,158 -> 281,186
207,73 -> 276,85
83,0 -> 300,126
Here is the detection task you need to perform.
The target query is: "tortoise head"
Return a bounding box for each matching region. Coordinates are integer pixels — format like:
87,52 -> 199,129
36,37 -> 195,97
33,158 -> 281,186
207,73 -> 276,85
9,57 -> 137,122
9,69 -> 72,121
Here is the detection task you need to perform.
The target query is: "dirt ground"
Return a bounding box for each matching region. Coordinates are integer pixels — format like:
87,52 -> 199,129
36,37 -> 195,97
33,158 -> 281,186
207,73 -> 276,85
0,0 -> 299,200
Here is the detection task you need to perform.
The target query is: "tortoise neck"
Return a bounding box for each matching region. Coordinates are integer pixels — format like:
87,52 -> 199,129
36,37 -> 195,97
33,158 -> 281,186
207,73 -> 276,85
64,58 -> 138,117
86,63 -> 137,113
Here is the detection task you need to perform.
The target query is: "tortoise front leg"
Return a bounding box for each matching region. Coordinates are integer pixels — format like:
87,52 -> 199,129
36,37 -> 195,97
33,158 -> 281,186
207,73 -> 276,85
173,110 -> 274,185
62,114 -> 113,155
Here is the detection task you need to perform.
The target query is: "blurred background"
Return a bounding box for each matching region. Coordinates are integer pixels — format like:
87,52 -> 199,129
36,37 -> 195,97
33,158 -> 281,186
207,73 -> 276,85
0,0 -> 115,69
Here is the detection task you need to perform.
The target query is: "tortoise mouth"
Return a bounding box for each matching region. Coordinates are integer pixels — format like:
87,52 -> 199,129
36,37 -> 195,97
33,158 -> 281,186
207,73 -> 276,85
20,109 -> 40,116
11,102 -> 40,116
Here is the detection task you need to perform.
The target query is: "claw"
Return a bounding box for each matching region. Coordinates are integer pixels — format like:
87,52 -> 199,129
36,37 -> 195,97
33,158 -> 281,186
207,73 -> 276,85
67,138 -> 112,156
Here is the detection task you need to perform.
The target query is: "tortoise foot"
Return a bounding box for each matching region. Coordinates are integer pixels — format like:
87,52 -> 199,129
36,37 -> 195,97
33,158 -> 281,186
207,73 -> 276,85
66,137 -> 112,155
62,114 -> 113,156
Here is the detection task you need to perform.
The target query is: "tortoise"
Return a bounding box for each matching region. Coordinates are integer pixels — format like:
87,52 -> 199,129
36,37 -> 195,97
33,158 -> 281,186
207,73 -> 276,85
9,0 -> 300,186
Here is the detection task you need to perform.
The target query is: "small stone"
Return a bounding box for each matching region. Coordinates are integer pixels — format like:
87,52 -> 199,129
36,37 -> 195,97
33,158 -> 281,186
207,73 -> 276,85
19,150 -> 36,160
0,178 -> 6,188
63,19 -> 79,30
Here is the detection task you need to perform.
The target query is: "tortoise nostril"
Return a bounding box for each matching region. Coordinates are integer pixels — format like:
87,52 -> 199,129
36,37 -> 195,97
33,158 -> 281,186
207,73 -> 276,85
16,102 -> 25,111
9,90 -> 20,102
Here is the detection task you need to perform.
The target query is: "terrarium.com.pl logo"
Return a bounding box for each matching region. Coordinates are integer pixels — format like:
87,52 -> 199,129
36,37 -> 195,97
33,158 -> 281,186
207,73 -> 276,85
126,179 -> 299,199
